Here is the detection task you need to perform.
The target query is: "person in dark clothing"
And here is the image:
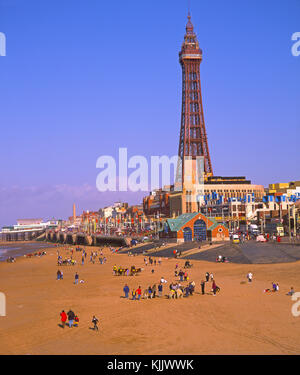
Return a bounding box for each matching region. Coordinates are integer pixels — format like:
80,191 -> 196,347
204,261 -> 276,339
188,283 -> 194,295
67,309 -> 75,327
201,280 -> 205,295
152,284 -> 157,298
184,286 -> 190,297
179,270 -> 184,282
205,272 -> 209,282
92,316 -> 99,331
123,284 -> 130,298
158,283 -> 163,297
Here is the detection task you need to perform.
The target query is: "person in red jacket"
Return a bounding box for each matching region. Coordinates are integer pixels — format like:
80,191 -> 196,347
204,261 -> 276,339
60,310 -> 67,328
136,286 -> 142,300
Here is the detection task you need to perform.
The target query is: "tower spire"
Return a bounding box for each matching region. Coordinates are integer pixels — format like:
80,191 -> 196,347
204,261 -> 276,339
177,16 -> 213,181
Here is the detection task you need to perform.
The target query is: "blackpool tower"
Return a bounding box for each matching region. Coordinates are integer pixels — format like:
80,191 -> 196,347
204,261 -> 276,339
177,14 -> 213,185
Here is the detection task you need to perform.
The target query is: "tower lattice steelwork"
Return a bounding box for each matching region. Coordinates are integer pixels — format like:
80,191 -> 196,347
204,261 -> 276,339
178,14 -> 213,181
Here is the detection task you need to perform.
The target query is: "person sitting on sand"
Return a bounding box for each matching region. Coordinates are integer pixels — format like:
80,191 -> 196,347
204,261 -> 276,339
287,287 -> 295,296
57,270 -> 61,280
74,315 -> 79,327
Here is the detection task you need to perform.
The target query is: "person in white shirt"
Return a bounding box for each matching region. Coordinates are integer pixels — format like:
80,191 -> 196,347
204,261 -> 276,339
160,277 -> 167,284
247,272 -> 253,282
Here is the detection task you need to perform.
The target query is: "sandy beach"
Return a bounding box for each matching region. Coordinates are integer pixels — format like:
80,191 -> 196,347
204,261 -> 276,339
0,242 -> 300,355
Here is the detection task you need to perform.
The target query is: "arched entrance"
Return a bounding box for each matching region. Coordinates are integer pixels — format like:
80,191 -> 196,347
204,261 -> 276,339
194,219 -> 207,241
183,227 -> 192,242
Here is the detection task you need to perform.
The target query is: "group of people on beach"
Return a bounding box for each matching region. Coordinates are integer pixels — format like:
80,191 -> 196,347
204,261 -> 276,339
143,256 -> 162,267
264,282 -> 280,293
59,309 -> 79,328
123,282 -> 165,300
59,310 -> 99,331
25,251 -> 47,258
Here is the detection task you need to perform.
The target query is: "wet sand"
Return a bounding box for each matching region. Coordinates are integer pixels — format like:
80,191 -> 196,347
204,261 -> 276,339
0,242 -> 56,261
0,243 -> 300,355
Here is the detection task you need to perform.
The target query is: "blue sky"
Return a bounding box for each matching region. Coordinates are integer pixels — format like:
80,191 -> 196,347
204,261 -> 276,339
0,0 -> 299,227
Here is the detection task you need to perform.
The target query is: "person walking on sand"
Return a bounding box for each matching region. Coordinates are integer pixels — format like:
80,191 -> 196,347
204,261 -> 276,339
136,286 -> 142,300
132,288 -> 137,300
92,316 -> 99,331
152,284 -> 157,298
57,270 -> 61,280
158,282 -> 163,297
247,272 -> 253,283
205,272 -> 210,282
67,309 -> 75,328
60,310 -> 67,328
123,284 -> 130,298
201,280 -> 205,295
74,272 -> 79,285
212,280 -> 217,296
